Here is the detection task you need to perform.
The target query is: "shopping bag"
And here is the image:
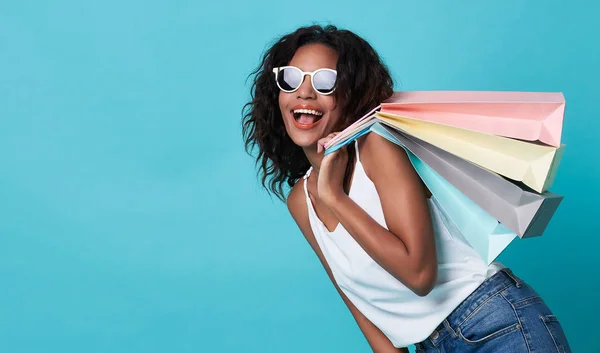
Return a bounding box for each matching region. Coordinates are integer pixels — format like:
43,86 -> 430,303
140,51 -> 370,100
380,91 -> 565,147
370,122 -> 517,264
375,124 -> 563,238
375,112 -> 565,193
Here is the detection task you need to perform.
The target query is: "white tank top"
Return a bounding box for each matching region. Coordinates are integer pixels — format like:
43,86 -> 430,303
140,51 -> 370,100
303,141 -> 504,348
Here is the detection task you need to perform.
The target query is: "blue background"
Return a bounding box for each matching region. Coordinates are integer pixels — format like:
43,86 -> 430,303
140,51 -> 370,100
1,0 -> 597,352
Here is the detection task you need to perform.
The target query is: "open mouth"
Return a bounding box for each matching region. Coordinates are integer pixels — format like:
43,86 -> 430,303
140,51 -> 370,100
292,108 -> 324,128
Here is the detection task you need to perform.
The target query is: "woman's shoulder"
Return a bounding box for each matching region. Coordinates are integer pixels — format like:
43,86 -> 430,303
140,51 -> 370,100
357,132 -> 432,200
286,177 -> 308,219
357,132 -> 413,180
286,174 -> 321,245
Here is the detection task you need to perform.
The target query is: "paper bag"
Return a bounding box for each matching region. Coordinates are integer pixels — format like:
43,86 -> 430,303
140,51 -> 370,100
376,124 -> 563,238
381,91 -> 565,147
370,123 -> 517,264
376,112 -> 565,193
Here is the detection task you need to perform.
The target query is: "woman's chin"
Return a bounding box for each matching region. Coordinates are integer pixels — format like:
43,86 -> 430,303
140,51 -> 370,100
288,132 -> 321,150
284,117 -> 332,150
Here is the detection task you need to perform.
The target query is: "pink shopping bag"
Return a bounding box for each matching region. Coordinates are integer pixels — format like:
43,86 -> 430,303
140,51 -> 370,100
380,91 -> 565,147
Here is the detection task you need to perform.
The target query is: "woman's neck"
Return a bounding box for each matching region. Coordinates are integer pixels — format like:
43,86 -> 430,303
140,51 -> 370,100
304,146 -> 323,176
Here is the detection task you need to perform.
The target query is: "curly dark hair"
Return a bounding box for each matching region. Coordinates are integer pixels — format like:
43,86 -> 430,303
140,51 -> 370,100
242,24 -> 394,201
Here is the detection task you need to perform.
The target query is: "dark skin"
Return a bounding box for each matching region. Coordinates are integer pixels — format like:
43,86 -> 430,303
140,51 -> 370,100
281,44 -> 437,353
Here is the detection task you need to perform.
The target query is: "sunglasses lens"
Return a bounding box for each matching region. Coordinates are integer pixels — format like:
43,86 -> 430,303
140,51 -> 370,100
313,70 -> 337,94
277,67 -> 302,92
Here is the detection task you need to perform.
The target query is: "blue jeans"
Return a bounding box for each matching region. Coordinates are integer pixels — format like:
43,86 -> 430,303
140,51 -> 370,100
414,268 -> 572,353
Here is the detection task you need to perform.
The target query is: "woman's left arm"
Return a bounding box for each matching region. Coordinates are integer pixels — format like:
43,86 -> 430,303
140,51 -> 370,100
318,132 -> 438,296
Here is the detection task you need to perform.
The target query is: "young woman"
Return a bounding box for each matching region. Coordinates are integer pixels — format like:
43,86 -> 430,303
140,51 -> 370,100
242,25 -> 572,353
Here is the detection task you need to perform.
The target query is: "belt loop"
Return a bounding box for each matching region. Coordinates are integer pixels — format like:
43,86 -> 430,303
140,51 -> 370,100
442,319 -> 457,338
503,268 -> 522,288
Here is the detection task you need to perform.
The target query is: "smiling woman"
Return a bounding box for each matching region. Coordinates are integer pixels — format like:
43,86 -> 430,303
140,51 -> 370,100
278,44 -> 341,147
241,25 -> 572,353
242,26 -> 393,201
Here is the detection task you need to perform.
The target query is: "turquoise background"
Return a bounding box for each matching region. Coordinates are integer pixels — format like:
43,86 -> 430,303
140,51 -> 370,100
1,1 -> 597,352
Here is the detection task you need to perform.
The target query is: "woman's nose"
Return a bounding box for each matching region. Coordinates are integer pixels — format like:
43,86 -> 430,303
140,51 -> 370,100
296,74 -> 317,99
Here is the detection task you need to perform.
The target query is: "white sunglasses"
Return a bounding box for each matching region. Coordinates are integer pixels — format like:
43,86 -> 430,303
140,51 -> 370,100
272,66 -> 337,95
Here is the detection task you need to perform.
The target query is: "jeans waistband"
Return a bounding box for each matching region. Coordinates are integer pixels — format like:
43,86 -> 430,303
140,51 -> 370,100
418,268 -> 522,348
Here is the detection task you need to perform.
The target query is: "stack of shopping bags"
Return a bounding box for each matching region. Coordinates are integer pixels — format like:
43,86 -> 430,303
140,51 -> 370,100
324,91 -> 566,264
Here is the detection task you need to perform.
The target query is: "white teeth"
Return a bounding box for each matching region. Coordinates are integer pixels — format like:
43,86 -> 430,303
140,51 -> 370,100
293,109 -> 323,116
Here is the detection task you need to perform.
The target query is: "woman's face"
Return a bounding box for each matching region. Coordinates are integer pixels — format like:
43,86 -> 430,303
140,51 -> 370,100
278,43 -> 342,150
